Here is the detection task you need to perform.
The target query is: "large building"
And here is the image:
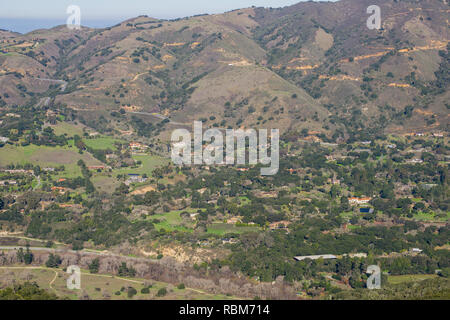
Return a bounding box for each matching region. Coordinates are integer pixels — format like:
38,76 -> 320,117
294,254 -> 337,261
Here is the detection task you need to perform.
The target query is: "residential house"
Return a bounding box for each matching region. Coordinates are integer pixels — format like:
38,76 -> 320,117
106,154 -> 118,160
407,159 -> 424,164
222,238 -> 239,245
0,180 -> 17,186
294,254 -> 337,262
6,113 -> 20,118
130,142 -> 147,152
51,186 -> 69,194
269,221 -> 292,230
3,169 -> 33,174
349,197 -> 372,205
119,130 -> 133,136
125,174 -> 147,185
331,175 -> 340,185
227,216 -> 243,224
344,253 -> 368,258
189,212 -> 199,219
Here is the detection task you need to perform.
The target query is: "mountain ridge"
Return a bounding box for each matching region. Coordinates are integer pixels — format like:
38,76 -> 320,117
0,0 -> 448,142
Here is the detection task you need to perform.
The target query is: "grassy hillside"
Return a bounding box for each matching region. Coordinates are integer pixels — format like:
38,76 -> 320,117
2,0 -> 447,140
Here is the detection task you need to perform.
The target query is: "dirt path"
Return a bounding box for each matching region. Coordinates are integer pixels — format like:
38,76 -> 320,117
0,266 -> 242,299
0,266 -> 58,292
131,72 -> 148,82
49,269 -> 58,291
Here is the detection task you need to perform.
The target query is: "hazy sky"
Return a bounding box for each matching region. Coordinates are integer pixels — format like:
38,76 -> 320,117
0,1 -> 337,33
0,0 -> 333,20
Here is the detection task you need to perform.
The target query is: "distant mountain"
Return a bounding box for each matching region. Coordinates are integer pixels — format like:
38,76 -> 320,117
0,0 -> 448,141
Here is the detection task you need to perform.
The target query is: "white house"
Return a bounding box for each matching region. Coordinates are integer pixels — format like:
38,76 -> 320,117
349,197 -> 372,205
294,254 -> 337,261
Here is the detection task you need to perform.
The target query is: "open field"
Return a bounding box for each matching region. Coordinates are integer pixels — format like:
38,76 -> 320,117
0,144 -> 104,180
151,210 -> 196,232
340,211 -> 355,219
206,223 -> 260,236
84,136 -> 126,151
48,122 -> 85,137
0,144 -> 101,167
0,237 -> 45,247
388,274 -> 438,285
114,154 -> 169,176
91,174 -> 119,193
150,211 -> 261,235
413,211 -> 450,222
0,266 -> 237,300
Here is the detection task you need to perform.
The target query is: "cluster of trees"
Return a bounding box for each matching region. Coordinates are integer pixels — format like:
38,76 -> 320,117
24,127 -> 67,147
0,106 -> 47,142
45,253 -> 62,268
118,262 -> 137,277
333,278 -> 450,300
226,221 -> 450,282
0,282 -> 58,300
77,160 -> 95,194
16,245 -> 33,265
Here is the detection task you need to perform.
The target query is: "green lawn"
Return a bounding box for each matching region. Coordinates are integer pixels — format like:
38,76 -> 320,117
0,144 -> 41,163
388,274 -> 438,285
84,136 -> 126,151
0,144 -> 101,167
91,175 -> 119,193
0,144 -> 104,180
413,211 -> 450,222
114,154 -> 169,176
206,223 -> 260,236
340,211 -> 355,219
151,210 -> 196,232
238,196 -> 251,206
49,122 -> 84,137
149,210 -> 262,235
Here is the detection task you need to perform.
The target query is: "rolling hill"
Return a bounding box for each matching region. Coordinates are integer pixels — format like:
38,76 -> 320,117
0,0 -> 448,141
